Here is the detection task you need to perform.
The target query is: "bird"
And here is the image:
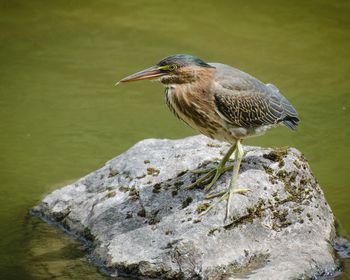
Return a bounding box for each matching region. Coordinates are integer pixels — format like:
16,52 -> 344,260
118,54 -> 299,221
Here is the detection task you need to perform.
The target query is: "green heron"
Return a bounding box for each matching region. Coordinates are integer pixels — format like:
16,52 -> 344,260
118,54 -> 299,220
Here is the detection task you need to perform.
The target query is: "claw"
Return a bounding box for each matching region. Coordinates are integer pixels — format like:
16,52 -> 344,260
233,188 -> 250,194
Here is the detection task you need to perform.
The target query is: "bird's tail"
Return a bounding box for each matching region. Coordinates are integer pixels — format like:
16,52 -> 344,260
282,116 -> 299,130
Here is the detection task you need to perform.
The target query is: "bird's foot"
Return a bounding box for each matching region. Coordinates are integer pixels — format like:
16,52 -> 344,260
206,188 -> 250,199
198,188 -> 250,217
187,164 -> 233,190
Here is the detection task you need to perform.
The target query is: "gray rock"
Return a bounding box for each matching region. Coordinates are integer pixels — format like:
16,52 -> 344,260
31,135 -> 342,279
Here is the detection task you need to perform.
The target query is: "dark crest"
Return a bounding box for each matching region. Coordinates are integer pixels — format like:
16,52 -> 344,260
157,54 -> 214,68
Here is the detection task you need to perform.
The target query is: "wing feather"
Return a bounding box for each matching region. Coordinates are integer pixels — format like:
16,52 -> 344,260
210,63 -> 299,129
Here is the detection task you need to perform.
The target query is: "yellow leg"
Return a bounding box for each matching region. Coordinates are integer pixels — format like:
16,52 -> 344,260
225,140 -> 248,220
187,143 -> 236,190
198,140 -> 249,220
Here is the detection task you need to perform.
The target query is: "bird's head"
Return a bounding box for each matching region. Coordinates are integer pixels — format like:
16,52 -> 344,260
118,54 -> 215,85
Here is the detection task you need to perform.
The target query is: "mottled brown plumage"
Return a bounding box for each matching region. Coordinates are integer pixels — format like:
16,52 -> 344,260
164,66 -> 222,139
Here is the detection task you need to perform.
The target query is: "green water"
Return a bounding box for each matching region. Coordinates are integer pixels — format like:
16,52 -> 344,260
0,0 -> 349,279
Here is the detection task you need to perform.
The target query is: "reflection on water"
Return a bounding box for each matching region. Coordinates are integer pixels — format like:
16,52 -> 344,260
0,0 -> 349,279
24,217 -> 109,280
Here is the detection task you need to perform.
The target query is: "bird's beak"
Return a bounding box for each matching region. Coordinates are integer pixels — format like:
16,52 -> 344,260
116,66 -> 165,85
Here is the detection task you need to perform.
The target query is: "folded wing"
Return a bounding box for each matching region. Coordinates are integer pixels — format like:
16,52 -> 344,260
210,63 -> 299,130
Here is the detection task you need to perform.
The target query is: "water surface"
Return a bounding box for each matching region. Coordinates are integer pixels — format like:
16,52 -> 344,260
0,0 -> 349,279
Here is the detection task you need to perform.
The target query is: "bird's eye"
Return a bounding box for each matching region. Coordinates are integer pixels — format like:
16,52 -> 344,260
168,64 -> 177,71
